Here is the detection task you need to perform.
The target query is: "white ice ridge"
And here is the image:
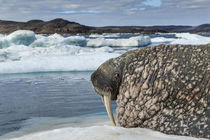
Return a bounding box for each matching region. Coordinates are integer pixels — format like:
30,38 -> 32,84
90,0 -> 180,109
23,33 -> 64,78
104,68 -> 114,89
0,30 -> 36,48
1,30 -> 210,74
87,35 -> 151,47
0,30 -> 87,48
172,33 -> 210,44
0,45 -> 119,74
151,33 -> 210,45
8,125 -> 201,140
32,33 -> 86,47
0,30 -> 121,73
89,33 -> 120,38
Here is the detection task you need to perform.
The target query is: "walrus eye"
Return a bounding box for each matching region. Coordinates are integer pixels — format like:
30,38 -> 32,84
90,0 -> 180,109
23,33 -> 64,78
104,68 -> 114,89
114,73 -> 119,78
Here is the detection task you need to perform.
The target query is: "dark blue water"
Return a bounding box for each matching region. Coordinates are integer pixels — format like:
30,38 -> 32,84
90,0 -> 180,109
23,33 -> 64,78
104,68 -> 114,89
0,72 -> 108,136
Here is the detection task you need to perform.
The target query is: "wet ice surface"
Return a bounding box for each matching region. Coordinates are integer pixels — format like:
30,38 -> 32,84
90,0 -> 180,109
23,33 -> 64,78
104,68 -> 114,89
6,125 -> 203,140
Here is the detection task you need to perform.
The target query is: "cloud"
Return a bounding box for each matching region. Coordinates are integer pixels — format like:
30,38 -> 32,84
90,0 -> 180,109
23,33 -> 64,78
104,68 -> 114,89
180,5 -> 203,9
142,0 -> 162,7
66,4 -> 80,9
57,10 -> 103,14
163,0 -> 209,9
0,0 -> 209,26
129,7 -> 146,11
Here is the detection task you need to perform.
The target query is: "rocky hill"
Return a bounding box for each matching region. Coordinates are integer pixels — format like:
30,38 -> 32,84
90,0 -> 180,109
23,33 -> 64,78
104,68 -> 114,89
0,18 -> 210,34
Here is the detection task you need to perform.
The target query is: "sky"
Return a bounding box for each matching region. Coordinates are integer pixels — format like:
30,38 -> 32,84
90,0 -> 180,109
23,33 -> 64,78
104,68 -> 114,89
0,0 -> 210,26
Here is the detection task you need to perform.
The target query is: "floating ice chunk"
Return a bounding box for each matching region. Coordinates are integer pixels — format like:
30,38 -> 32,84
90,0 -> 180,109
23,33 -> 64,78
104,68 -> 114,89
89,34 -> 107,38
0,45 -> 120,74
31,34 -> 86,47
151,33 -> 210,45
31,34 -> 62,48
151,37 -> 176,43
0,30 -> 36,48
87,38 -> 108,47
94,46 -> 114,53
2,31 -> 210,74
62,36 -> 86,46
89,33 -> 120,38
0,51 -> 21,62
0,30 -> 86,49
7,30 -> 36,45
171,33 -> 210,45
87,35 -> 151,47
0,34 -> 5,38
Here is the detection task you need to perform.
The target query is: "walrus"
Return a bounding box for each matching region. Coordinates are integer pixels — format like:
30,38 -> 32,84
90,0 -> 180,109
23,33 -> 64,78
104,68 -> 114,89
91,44 -> 210,138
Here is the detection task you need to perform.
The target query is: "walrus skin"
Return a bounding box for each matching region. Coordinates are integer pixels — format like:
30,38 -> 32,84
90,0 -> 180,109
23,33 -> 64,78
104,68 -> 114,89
91,44 -> 210,138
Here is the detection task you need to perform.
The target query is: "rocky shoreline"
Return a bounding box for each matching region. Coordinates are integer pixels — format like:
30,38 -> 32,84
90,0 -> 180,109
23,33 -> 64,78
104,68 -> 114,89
0,18 -> 210,34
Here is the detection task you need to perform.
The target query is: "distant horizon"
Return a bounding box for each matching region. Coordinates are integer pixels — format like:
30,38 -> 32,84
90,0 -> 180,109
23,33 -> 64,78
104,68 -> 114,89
0,0 -> 210,27
1,18 -> 210,27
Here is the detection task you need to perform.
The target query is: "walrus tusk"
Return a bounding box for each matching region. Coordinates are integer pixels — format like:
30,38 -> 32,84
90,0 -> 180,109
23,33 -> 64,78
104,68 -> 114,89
102,95 -> 116,126
101,96 -> 104,104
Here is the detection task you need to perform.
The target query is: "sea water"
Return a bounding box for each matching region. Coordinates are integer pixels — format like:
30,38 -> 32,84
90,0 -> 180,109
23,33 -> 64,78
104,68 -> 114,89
0,31 -> 210,140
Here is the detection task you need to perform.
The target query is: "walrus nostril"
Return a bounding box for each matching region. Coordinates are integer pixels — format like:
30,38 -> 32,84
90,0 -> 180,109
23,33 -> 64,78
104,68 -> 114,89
105,87 -> 113,92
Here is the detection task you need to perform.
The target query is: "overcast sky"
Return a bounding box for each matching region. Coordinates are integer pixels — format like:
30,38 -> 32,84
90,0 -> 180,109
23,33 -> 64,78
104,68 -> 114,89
0,0 -> 209,26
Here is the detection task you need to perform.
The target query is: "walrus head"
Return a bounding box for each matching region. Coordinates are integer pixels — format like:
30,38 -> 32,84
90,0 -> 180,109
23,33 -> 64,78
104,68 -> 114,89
91,45 -> 210,138
91,57 -> 124,125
